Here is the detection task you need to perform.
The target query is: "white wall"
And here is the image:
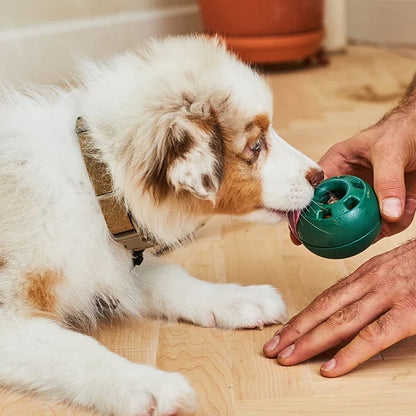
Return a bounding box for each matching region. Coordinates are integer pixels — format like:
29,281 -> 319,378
6,0 -> 415,85
0,0 -> 201,84
347,0 -> 416,46
324,0 -> 416,50
324,0 -> 347,52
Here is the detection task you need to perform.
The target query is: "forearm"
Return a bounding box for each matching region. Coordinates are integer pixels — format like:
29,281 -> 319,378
380,71 -> 416,124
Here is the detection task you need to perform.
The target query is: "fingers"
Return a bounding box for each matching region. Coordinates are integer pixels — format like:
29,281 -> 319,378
275,292 -> 389,366
371,143 -> 407,222
264,271 -> 368,358
320,308 -> 415,377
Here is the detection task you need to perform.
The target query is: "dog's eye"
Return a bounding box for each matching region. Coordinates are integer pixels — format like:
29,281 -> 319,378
251,139 -> 262,152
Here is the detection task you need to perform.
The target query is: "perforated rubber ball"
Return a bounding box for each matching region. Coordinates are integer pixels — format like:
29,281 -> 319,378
296,175 -> 382,259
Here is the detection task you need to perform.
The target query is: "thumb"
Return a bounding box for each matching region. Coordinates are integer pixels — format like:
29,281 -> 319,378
372,149 -> 406,222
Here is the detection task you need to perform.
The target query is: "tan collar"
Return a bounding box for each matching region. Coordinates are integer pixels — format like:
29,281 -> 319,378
75,117 -> 158,252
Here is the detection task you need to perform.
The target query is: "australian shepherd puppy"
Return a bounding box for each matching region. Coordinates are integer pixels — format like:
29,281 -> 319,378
0,36 -> 322,415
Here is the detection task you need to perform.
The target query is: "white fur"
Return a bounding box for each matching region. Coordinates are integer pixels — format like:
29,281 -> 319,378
0,36 -> 318,415
261,128 -> 318,211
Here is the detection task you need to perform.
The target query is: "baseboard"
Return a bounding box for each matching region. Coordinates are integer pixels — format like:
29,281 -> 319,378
347,0 -> 416,46
0,3 -> 202,84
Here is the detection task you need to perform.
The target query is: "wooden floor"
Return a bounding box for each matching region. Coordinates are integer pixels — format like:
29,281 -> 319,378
2,45 -> 416,415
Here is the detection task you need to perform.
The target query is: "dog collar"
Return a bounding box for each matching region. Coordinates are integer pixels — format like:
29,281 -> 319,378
75,117 -> 158,258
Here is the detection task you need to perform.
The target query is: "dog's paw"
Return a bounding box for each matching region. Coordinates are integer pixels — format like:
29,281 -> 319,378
112,368 -> 197,416
149,372 -> 197,416
199,284 -> 287,329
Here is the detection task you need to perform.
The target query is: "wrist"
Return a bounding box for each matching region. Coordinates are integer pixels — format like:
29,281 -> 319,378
377,105 -> 416,131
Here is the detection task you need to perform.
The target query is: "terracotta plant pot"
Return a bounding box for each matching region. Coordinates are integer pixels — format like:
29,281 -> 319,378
198,0 -> 325,64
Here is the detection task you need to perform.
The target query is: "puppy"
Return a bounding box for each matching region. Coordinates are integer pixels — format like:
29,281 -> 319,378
0,35 -> 322,415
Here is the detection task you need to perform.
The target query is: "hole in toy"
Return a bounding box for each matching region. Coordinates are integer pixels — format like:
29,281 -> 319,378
319,189 -> 346,204
352,180 -> 364,189
318,208 -> 332,219
345,197 -> 359,210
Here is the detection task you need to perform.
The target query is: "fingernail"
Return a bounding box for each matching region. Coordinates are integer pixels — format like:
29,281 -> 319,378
405,198 -> 416,215
382,197 -> 402,218
264,335 -> 280,352
321,358 -> 336,371
278,343 -> 295,359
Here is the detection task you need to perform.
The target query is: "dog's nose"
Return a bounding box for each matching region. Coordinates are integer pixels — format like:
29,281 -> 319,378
305,168 -> 324,188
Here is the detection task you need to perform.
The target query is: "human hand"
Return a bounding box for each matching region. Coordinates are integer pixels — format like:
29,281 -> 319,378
263,239 -> 416,376
290,115 -> 416,244
320,116 -> 416,236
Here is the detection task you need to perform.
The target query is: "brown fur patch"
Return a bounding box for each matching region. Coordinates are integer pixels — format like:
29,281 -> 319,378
171,112 -> 271,216
23,269 -> 62,315
183,146 -> 264,216
240,113 -> 271,166
143,101 -> 226,203
0,258 -> 6,269
213,151 -> 263,215
144,129 -> 195,201
202,174 -> 216,192
142,108 -> 267,215
189,116 -> 213,133
245,113 -> 270,132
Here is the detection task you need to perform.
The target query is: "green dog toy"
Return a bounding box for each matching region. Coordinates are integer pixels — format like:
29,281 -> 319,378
291,175 -> 382,259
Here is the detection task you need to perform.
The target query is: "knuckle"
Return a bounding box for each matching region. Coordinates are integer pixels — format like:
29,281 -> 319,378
372,139 -> 389,155
358,326 -> 380,344
372,138 -> 398,160
338,267 -> 368,287
309,286 -> 339,314
309,296 -> 331,315
326,142 -> 343,155
327,310 -> 347,327
327,304 -> 359,327
375,175 -> 402,193
333,274 -> 351,288
358,317 -> 392,344
309,281 -> 356,316
356,255 -> 387,281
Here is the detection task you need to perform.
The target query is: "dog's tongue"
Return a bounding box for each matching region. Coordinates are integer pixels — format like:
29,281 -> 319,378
287,210 -> 301,238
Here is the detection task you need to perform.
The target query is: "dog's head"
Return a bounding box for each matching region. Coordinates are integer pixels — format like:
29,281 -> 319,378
81,36 -> 322,245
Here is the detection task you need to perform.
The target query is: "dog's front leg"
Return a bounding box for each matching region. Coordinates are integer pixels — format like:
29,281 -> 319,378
135,262 -> 287,329
0,312 -> 196,415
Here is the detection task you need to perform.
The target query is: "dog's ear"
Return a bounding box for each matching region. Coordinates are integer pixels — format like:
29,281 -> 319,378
166,100 -> 224,201
143,94 -> 226,203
